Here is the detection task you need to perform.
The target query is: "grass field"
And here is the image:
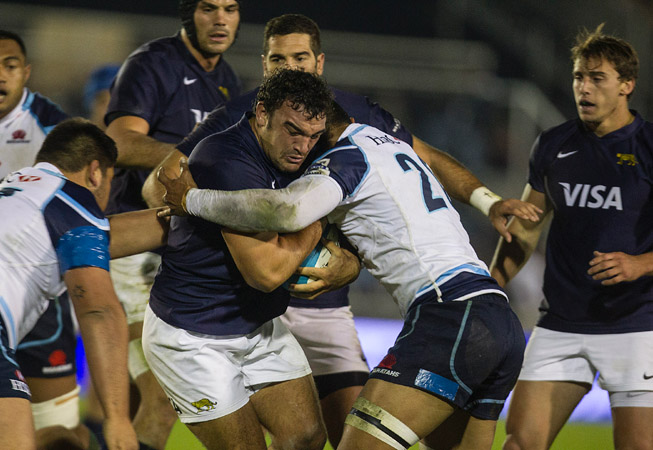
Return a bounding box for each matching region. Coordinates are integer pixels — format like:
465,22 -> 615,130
163,419 -> 614,449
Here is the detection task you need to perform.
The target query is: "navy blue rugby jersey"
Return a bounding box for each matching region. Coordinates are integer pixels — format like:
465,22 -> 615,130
148,115 -> 293,336
175,86 -> 413,309
529,111 -> 653,334
105,33 -> 241,214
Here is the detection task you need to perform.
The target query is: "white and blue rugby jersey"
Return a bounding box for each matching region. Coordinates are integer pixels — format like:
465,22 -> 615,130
529,111 -> 653,334
0,163 -> 110,349
0,89 -> 69,180
304,124 -> 505,317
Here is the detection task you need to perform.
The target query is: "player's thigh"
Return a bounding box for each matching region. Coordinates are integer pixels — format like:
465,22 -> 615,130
0,397 -> 36,450
504,379 -> 589,449
110,252 -> 160,326
186,400 -> 267,450
280,305 -> 369,378
611,406 -> 653,450
250,374 -> 324,440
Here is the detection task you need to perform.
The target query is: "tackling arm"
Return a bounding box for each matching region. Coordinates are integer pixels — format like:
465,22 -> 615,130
142,148 -> 188,207
183,175 -> 342,233
64,267 -> 137,450
108,208 -> 169,258
489,184 -> 550,287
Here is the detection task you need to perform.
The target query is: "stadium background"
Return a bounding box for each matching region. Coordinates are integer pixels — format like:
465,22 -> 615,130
3,0 -> 652,446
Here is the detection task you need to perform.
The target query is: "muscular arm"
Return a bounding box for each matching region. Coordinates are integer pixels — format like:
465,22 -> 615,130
108,209 -> 169,258
105,116 -> 176,169
64,267 -> 137,450
184,175 -> 342,233
489,184 -> 551,287
223,222 -> 323,292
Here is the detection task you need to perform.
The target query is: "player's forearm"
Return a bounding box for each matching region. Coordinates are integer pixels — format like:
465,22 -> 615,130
112,131 -> 176,169
77,304 -> 131,420
186,176 -> 340,233
108,209 -> 168,258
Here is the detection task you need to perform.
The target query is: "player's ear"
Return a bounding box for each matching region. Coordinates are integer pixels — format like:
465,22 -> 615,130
620,78 -> 635,97
315,53 -> 325,76
254,101 -> 268,127
86,160 -> 102,190
23,63 -> 31,83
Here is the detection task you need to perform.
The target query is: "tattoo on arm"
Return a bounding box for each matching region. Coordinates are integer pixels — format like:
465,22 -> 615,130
69,284 -> 86,302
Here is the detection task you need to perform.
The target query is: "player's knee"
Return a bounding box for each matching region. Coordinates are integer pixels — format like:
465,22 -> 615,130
345,397 -> 420,449
502,433 -> 543,450
31,385 -> 81,430
273,420 -> 326,450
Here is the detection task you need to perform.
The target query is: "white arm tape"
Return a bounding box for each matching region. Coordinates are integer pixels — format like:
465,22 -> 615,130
185,175 -> 342,233
469,186 -> 502,216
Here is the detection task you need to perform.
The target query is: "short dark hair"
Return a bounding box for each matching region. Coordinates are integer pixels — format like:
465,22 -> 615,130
255,68 -> 333,121
0,30 -> 27,58
571,24 -> 639,91
36,118 -> 117,173
263,14 -> 321,57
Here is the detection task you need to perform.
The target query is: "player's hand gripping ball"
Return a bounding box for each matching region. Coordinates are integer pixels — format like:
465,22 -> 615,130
283,225 -> 340,289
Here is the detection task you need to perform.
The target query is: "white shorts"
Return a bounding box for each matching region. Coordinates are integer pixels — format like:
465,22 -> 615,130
142,305 -> 312,424
110,252 -> 160,325
520,327 -> 653,400
280,305 -> 369,377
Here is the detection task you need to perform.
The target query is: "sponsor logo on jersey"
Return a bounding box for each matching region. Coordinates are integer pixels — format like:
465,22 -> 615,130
305,158 -> 331,176
366,134 -> 401,146
371,367 -> 400,377
556,150 -> 578,159
42,349 -> 73,374
18,175 -> 41,182
10,379 -> 30,395
392,118 -> 402,133
616,153 -> 638,166
191,398 -> 217,413
644,372 -> 653,380
7,129 -> 30,144
183,77 -> 197,85
559,182 -> 623,210
190,109 -> 210,124
14,369 -> 26,383
218,85 -> 230,100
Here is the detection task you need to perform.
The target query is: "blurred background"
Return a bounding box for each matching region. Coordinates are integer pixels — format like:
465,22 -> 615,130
4,0 -> 652,426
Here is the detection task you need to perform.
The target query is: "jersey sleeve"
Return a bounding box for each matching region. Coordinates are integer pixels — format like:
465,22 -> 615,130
305,145 -> 368,199
105,50 -> 172,127
527,134 -> 546,193
56,226 -> 110,273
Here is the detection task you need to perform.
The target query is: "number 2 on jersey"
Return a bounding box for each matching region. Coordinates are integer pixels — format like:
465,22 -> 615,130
395,153 -> 447,212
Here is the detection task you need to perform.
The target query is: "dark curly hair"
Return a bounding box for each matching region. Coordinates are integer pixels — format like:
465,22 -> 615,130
571,24 -> 638,97
255,68 -> 333,120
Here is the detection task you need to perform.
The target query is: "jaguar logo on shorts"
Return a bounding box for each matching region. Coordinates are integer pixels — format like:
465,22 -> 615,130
191,398 -> 217,413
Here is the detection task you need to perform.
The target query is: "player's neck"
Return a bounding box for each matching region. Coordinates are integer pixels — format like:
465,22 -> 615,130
585,105 -> 634,137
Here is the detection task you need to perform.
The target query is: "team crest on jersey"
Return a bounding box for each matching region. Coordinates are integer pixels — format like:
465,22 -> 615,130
191,398 -> 217,413
218,86 -> 230,100
7,129 -> 30,144
616,153 -> 638,166
305,158 -> 331,176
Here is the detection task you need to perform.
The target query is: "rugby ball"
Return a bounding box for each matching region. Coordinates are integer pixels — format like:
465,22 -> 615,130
283,225 -> 340,289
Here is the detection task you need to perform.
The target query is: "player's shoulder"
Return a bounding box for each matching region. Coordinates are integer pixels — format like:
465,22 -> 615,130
536,118 -> 580,153
24,91 -> 69,128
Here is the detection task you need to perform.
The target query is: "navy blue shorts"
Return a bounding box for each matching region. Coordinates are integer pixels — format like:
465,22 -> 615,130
16,294 -> 77,378
0,317 -> 31,399
369,293 -> 525,420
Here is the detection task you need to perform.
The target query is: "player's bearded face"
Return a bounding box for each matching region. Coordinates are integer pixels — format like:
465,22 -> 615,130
193,0 -> 240,57
261,102 -> 326,173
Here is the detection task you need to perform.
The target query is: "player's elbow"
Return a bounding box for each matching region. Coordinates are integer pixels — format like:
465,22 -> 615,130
242,271 -> 286,293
